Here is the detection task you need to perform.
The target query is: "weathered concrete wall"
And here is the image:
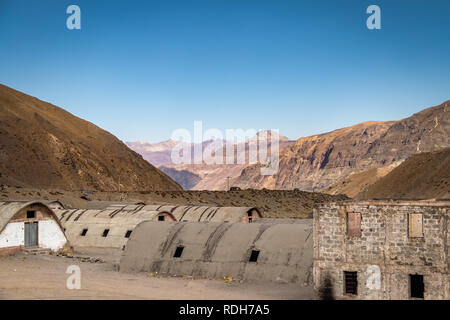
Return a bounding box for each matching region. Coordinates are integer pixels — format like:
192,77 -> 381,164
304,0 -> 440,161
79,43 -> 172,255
0,222 -> 24,247
120,221 -> 313,284
38,220 -> 67,250
313,201 -> 449,300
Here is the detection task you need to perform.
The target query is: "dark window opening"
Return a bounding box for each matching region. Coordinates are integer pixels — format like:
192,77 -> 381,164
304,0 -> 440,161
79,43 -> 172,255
102,229 -> 110,237
248,218 -> 253,223
124,230 -> 132,238
249,250 -> 260,262
27,210 -> 35,219
344,271 -> 358,295
410,275 -> 424,298
173,246 -> 184,258
158,215 -> 165,221
247,211 -> 252,217
80,228 -> 88,236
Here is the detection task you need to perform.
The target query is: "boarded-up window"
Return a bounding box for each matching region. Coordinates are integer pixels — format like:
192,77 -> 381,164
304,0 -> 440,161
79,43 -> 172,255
409,213 -> 423,237
347,212 -> 361,236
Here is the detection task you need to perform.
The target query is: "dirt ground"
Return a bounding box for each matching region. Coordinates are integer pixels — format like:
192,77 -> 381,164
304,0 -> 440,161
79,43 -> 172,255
0,250 -> 314,300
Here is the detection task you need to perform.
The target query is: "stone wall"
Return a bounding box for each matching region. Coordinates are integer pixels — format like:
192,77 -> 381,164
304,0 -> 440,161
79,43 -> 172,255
313,201 -> 449,300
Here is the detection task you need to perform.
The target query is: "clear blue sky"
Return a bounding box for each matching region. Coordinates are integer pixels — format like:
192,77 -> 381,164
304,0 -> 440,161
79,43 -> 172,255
0,0 -> 449,143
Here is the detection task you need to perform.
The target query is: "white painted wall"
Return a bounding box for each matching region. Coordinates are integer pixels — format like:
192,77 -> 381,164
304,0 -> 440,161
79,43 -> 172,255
0,220 -> 67,251
0,222 -> 24,247
38,220 -> 67,250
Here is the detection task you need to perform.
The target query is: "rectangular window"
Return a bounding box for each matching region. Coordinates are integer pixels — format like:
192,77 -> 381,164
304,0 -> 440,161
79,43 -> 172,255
80,228 -> 88,236
409,213 -> 423,238
102,229 -> 110,237
27,210 -> 36,219
124,230 -> 132,238
347,212 -> 361,236
344,271 -> 358,295
158,215 -> 165,221
248,218 -> 253,223
249,250 -> 260,262
410,274 -> 424,298
173,246 -> 184,258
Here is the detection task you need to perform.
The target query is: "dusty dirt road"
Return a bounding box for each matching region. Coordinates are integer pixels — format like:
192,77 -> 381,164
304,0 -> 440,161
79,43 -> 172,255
0,252 -> 314,300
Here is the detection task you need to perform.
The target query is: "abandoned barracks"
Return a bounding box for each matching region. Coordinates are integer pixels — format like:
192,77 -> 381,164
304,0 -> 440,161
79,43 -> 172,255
1,198 -> 449,300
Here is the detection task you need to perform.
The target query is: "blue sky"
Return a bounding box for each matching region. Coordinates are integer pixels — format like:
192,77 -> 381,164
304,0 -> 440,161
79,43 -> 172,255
0,0 -> 449,143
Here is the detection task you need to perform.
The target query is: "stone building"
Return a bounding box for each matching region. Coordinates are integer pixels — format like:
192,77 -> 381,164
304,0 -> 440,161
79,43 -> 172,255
313,200 -> 449,300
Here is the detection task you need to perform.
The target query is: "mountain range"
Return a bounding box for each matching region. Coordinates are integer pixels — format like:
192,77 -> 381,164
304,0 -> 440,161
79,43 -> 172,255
128,101 -> 449,195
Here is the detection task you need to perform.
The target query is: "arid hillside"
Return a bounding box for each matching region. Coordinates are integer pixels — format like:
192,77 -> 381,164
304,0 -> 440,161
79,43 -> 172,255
321,162 -> 401,198
0,84 -> 182,191
233,101 -> 450,191
129,131 -> 295,190
357,147 -> 450,200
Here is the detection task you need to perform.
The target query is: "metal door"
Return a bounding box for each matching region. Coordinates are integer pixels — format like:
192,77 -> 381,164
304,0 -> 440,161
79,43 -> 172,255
24,222 -> 38,247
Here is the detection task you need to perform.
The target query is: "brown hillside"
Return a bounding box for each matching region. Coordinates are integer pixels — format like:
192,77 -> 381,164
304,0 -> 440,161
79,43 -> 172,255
233,101 -> 450,191
320,162 -> 401,198
0,84 -> 182,191
357,147 -> 450,200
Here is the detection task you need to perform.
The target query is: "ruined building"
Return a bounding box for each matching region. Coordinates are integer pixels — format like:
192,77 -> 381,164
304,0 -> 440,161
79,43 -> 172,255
313,201 -> 449,300
0,201 -> 67,254
120,220 -> 313,285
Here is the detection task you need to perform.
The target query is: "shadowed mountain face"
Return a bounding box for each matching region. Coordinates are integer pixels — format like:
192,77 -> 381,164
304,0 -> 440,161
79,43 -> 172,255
357,147 -> 450,200
232,101 -> 450,191
0,84 -> 182,191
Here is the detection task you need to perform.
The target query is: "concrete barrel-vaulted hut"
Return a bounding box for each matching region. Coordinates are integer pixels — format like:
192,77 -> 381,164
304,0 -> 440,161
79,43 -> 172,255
0,201 -> 67,254
142,205 -> 263,223
54,207 -> 176,249
120,221 -> 313,284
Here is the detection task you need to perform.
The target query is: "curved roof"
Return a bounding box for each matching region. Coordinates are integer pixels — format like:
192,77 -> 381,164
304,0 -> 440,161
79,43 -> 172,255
121,220 -> 313,284
0,201 -> 63,233
55,208 -> 175,224
141,205 -> 262,222
55,208 -> 176,249
75,202 -> 262,222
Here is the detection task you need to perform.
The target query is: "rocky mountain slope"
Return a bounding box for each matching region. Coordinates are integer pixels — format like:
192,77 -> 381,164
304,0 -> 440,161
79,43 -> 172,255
320,162 -> 401,198
0,84 -> 182,191
357,147 -> 450,200
232,101 -> 450,191
129,131 -> 295,190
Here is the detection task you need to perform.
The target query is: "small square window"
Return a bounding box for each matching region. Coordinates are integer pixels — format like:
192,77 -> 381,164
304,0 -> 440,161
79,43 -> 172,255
173,246 -> 184,258
124,230 -> 132,238
80,228 -> 88,236
344,271 -> 358,295
249,250 -> 260,262
347,212 -> 361,237
248,218 -> 253,223
410,274 -> 424,298
158,215 -> 165,221
102,229 -> 110,237
27,211 -> 35,219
